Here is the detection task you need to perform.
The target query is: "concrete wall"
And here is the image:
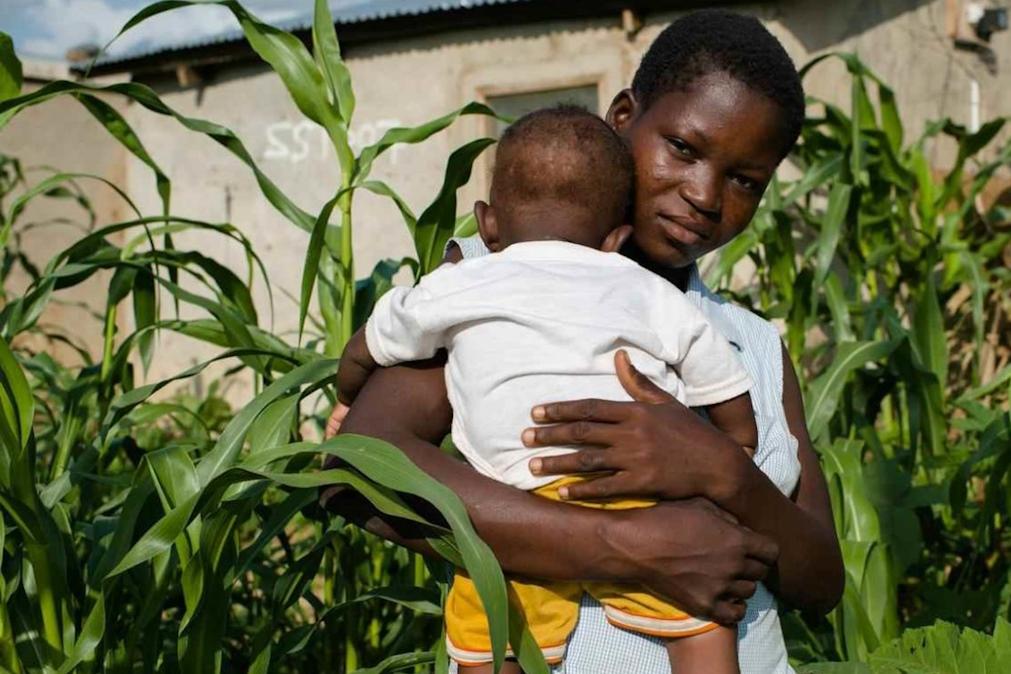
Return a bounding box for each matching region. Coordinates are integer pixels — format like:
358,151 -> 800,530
2,0 -> 1009,396
0,80 -> 128,363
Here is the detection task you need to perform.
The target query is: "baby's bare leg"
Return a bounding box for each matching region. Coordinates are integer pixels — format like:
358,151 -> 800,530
665,625 -> 739,674
458,661 -> 523,674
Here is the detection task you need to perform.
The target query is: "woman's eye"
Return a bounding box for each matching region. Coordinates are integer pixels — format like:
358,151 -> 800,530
731,174 -> 760,192
666,137 -> 693,157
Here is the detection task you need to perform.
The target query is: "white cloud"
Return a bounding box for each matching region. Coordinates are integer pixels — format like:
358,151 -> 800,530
17,0 -> 309,61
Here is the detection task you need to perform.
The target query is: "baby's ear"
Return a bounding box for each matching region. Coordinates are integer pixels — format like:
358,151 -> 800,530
474,200 -> 502,252
601,224 -> 633,253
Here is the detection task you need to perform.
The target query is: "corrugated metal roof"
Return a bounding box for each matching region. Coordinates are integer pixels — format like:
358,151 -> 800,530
93,0 -> 537,67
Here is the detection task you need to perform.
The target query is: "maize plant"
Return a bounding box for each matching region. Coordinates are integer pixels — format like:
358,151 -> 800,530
0,1 -> 549,672
707,54 -> 1011,666
0,2 -> 1009,672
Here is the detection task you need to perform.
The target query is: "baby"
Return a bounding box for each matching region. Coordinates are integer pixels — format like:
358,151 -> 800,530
337,106 -> 757,673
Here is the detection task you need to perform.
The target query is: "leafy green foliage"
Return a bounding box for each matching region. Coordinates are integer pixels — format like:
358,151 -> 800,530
798,619 -> 1011,673
710,54 -> 1011,666
0,1 -> 527,670
0,4 -> 1008,672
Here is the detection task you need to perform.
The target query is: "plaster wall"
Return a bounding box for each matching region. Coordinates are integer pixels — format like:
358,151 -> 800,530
3,0 -> 1008,398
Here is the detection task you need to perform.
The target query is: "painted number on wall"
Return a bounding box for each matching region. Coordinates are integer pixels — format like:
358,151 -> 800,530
264,119 -> 404,164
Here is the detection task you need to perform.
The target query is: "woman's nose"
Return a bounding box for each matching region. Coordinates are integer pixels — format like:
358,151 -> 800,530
680,167 -> 722,220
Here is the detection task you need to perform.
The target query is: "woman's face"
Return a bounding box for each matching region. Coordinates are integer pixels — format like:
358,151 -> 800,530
608,71 -> 786,270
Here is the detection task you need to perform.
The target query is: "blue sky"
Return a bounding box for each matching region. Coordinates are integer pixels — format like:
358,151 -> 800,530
2,0 -> 309,62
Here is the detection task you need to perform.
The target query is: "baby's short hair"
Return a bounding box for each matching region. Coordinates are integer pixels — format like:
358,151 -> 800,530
491,106 -> 633,234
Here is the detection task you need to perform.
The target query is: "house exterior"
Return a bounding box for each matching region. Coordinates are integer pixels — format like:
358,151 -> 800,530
2,0 -> 1008,387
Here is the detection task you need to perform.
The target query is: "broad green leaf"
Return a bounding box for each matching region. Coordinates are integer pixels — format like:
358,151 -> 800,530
0,335 -> 32,452
807,340 -> 901,442
0,81 -> 316,232
414,137 -> 496,275
814,183 -> 852,287
0,33 -> 22,104
297,189 -> 346,343
910,274 -> 947,386
311,0 -> 354,176
355,102 -> 497,183
331,435 -> 512,671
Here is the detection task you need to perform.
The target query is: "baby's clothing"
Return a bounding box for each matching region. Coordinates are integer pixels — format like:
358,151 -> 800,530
364,239 -> 752,664
445,476 -> 719,667
366,240 -> 753,491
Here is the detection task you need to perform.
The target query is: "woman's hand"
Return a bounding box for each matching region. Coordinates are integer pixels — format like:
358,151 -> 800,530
524,350 -> 745,503
325,401 -> 350,439
604,497 -> 778,624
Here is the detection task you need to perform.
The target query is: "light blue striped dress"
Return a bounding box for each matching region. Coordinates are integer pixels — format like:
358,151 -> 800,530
448,236 -> 801,674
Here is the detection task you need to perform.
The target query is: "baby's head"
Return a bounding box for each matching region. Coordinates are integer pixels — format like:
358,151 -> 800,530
475,106 -> 634,253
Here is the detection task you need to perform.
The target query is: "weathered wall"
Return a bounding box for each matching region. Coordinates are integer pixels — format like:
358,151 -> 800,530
0,80 -> 127,362
2,0 -> 1009,395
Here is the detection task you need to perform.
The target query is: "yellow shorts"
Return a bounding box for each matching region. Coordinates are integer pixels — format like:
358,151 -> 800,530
445,476 -> 718,666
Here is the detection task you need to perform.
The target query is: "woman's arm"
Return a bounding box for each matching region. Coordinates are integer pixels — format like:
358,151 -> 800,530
527,347 -> 844,615
711,343 -> 843,613
332,356 -> 779,624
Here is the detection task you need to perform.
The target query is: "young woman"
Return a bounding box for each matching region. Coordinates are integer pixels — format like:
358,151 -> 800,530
326,10 -> 843,673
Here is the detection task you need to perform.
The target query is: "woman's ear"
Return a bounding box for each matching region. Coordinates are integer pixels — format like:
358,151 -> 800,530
606,89 -> 638,134
474,200 -> 502,252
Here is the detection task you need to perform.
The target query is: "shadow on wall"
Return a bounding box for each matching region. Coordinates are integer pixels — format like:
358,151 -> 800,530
773,0 -> 935,52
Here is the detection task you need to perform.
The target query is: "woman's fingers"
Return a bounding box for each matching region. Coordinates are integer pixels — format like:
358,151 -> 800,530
523,420 -> 616,448
325,402 -> 350,439
711,599 -> 748,626
557,473 -> 635,501
530,449 -> 615,476
737,557 -> 771,583
614,349 -> 676,404
723,580 -> 758,602
745,531 -> 780,566
531,398 -> 628,424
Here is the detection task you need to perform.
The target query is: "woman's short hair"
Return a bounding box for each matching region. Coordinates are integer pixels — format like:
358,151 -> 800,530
632,9 -> 805,158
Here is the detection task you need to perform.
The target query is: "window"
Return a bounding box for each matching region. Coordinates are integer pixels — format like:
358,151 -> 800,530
486,85 -> 600,137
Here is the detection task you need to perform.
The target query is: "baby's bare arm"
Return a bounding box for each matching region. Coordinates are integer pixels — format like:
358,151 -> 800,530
706,392 -> 757,457
335,326 -> 378,405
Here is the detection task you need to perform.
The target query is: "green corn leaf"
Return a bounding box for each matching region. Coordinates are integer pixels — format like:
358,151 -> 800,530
5,171 -> 141,238
297,189 -> 347,343
248,393 -> 299,455
353,257 -> 415,328
814,183 -> 852,288
331,434 -> 511,671
781,155 -> 844,207
350,651 -> 435,674
910,274 -> 947,386
132,267 -> 156,372
0,33 -> 21,106
54,593 -> 104,674
355,102 -> 497,183
359,180 -> 418,235
0,81 -> 316,232
806,340 -> 901,442
868,619 -> 1011,673
148,445 -> 200,511
112,1 -> 337,131
196,358 -> 338,485
312,0 -> 354,176
0,335 -> 32,453
414,137 -> 496,275
76,93 -> 171,215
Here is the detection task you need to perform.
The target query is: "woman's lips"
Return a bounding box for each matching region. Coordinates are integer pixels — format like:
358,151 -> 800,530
657,214 -> 708,247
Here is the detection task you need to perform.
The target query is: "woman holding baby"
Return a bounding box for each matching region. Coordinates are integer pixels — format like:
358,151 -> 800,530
324,9 -> 844,674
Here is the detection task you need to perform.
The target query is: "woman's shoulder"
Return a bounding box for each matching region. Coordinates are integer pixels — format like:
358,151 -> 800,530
696,287 -> 781,361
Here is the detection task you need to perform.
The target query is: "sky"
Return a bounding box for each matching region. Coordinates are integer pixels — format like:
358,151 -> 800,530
1,0 -> 311,62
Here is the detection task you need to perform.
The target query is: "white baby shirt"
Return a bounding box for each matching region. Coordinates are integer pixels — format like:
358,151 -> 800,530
365,240 -> 752,490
